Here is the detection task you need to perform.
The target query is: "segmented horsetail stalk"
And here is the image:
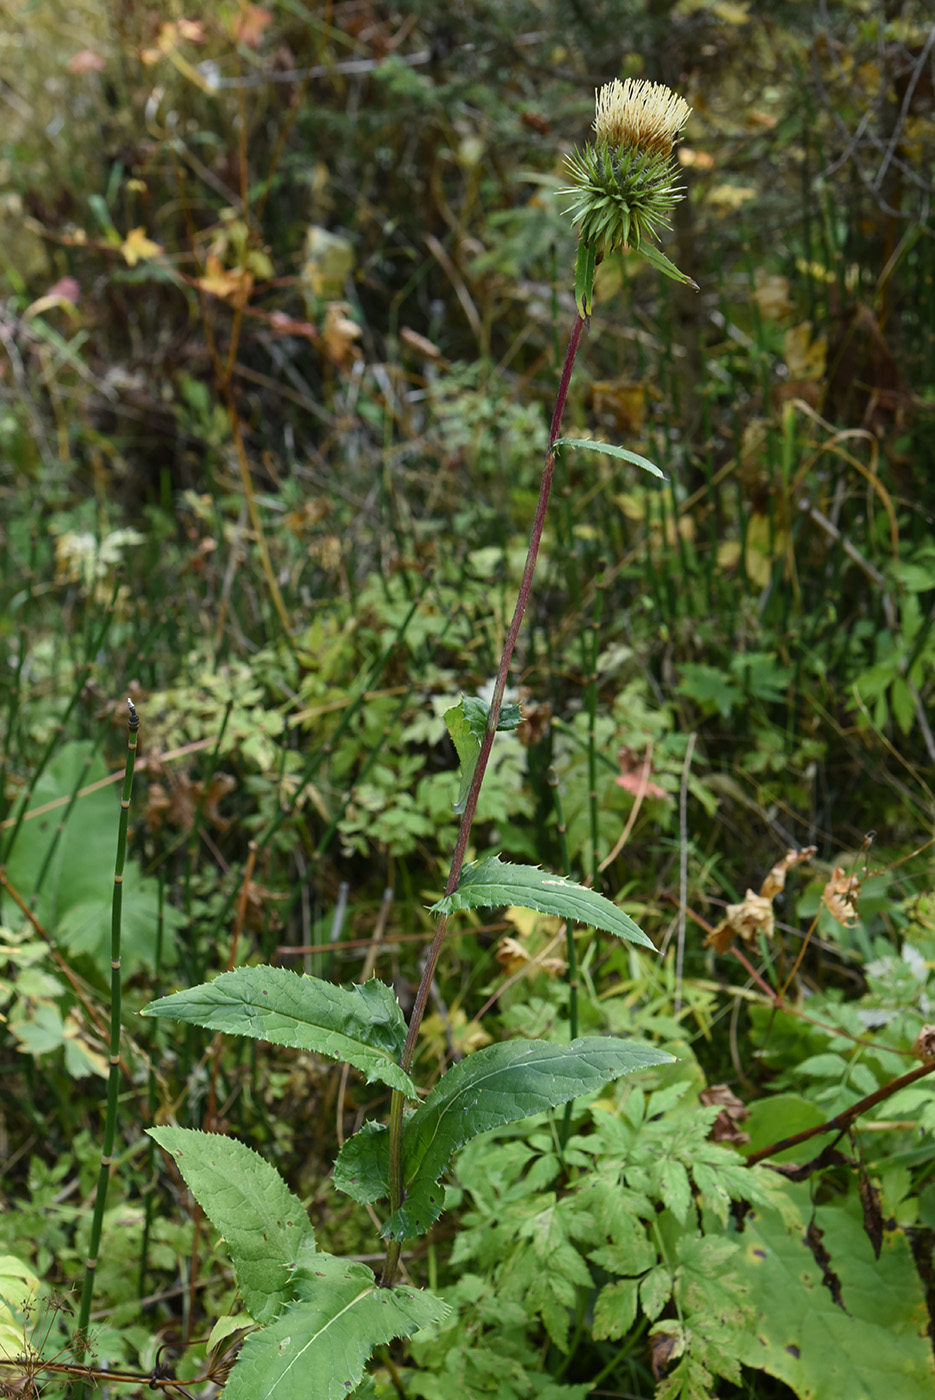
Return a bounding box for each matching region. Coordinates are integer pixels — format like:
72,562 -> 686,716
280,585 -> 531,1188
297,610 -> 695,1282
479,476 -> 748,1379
73,699 -> 140,1392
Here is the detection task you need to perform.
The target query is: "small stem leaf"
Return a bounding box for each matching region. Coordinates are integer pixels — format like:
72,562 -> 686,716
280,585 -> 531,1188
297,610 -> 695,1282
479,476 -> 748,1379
334,1037 -> 673,1239
637,242 -> 699,289
222,1252 -> 447,1400
554,437 -> 666,481
148,1127 -> 314,1325
141,968 -> 417,1097
445,696 -> 523,814
574,239 -> 597,318
430,855 -> 654,949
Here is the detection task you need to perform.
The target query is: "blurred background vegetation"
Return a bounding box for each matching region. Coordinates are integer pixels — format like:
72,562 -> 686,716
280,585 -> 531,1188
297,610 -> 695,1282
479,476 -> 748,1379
2,0 -> 935,1395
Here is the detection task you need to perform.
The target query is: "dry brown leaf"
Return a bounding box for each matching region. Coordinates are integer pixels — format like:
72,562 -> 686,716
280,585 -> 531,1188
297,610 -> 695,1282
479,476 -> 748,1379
496,936 -> 529,976
706,890 -> 774,953
700,1084 -> 750,1143
821,867 -> 860,927
760,845 -> 817,899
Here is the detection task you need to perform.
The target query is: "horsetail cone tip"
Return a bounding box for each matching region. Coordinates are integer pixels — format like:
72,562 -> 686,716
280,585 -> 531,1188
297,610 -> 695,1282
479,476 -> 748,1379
562,77 -> 693,262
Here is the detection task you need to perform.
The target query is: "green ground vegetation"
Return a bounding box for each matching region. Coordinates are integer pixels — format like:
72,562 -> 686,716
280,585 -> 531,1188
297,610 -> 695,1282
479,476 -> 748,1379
2,2 -> 935,1397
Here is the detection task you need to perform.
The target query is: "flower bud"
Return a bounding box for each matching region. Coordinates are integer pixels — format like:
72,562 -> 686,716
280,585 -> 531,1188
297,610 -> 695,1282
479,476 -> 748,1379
562,77 -> 696,307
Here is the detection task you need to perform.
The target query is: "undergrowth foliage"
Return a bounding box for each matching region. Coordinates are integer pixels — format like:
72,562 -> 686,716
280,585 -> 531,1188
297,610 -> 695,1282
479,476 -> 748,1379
2,4 -> 935,1399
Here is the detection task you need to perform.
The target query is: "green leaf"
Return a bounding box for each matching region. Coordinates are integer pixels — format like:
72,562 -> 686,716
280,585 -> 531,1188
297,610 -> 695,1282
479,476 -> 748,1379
222,1253 -> 447,1400
141,969 -> 417,1097
554,437 -> 666,481
4,740 -> 183,975
334,1037 -> 673,1239
891,675 -> 915,735
444,696 -> 523,814
430,856 -> 654,950
638,241 -> 699,290
147,1127 -> 314,1326
592,1278 -> 639,1341
574,239 -> 597,318
734,1183 -> 935,1400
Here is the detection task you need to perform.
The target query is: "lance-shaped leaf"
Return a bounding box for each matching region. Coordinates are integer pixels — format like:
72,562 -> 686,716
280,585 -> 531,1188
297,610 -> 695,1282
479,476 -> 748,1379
554,437 -> 666,481
574,238 -> 597,318
334,1037 -> 672,1239
638,241 -> 699,290
431,856 -> 654,950
148,1127 -> 314,1326
222,1253 -> 447,1400
445,695 -> 522,814
141,968 -> 417,1097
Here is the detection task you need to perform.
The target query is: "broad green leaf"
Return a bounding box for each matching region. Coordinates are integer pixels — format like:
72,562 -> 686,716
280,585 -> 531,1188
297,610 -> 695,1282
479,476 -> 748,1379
574,239 -> 596,318
735,1183 -> 935,1400
142,969 -> 417,1097
0,1254 -> 40,1362
431,856 -> 654,950
444,695 -> 523,814
222,1253 -> 447,1400
638,241 -> 699,289
334,1037 -> 672,1239
4,741 -> 182,975
148,1127 -> 314,1326
554,437 -> 666,481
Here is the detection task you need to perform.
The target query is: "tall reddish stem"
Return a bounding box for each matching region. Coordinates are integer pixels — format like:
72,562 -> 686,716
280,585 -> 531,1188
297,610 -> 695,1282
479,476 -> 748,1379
381,314 -> 585,1286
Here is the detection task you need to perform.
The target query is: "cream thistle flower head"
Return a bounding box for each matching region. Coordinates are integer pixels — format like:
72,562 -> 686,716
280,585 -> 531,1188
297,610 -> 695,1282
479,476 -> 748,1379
562,77 -> 696,310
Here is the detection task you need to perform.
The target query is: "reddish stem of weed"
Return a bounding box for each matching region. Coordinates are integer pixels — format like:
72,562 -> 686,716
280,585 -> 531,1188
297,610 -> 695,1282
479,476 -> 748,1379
380,313 -> 585,1286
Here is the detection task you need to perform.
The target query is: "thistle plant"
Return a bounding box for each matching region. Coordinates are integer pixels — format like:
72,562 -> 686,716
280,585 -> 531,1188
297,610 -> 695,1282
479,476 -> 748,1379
562,77 -> 697,314
134,77 -> 696,1400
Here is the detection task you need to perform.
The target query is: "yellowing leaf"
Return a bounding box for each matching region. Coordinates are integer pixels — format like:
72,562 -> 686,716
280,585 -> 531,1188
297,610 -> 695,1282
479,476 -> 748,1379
121,227 -> 163,267
196,256 -> 254,305
753,270 -> 793,322
677,146 -> 715,169
613,492 -> 646,522
706,183 -> 757,209
783,322 -> 827,380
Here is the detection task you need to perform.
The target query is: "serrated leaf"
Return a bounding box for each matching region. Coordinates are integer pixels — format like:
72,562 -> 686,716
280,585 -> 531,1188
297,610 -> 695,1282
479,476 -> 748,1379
431,856 -> 654,950
222,1253 -> 447,1400
554,438 -> 666,481
593,1278 -> 639,1341
148,1127 -> 314,1325
640,1264 -> 673,1320
444,696 -> 522,814
655,1159 -> 692,1225
334,1037 -> 672,1239
574,239 -> 597,318
141,969 -> 417,1097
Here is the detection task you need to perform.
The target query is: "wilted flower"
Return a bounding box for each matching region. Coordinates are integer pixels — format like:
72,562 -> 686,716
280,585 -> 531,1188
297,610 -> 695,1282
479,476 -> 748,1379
562,77 -> 695,305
